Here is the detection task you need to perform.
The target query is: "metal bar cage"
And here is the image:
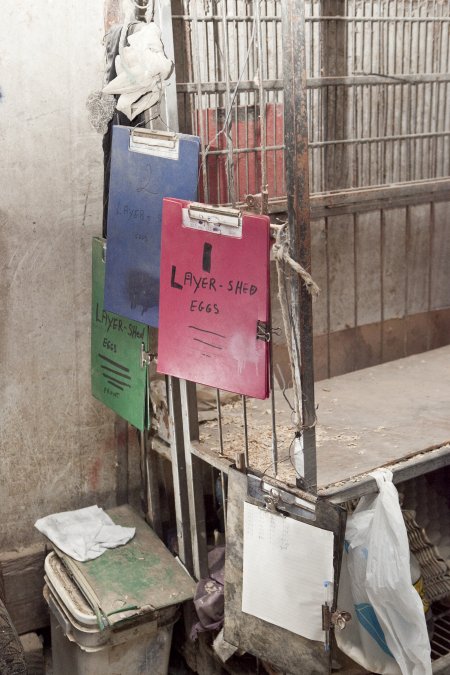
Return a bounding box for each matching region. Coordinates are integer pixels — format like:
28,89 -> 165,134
155,0 -> 450,497
173,0 -> 450,204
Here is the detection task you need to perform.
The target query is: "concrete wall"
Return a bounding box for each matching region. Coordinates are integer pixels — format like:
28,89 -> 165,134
0,1 -> 120,548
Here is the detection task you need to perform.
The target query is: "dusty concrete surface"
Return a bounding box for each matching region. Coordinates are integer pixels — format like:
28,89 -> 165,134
0,2 -> 120,548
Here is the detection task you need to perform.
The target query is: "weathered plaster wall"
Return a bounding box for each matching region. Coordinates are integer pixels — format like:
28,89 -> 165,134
0,2 -> 119,548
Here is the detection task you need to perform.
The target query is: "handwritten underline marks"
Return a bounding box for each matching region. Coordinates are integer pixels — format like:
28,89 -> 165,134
189,325 -> 226,352
99,353 -> 132,390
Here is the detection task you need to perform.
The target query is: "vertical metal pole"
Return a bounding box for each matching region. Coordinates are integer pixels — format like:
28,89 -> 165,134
155,0 -> 179,132
114,416 -> 129,505
191,1 -> 210,202
180,379 -> 209,580
281,0 -> 317,492
216,389 -> 224,455
220,0 -> 237,206
141,429 -> 164,539
167,376 -> 194,573
254,0 -> 267,198
242,395 -> 249,467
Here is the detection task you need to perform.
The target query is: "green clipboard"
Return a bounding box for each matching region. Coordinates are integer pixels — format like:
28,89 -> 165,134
91,237 -> 149,430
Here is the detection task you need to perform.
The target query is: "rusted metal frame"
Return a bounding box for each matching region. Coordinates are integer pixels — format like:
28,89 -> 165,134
309,130 -> 450,147
311,177 -> 450,206
262,180 -> 450,217
177,72 -> 450,94
179,379 -> 209,580
190,440 -> 233,474
225,176 -> 450,215
319,444 -> 450,505
282,0 -> 317,493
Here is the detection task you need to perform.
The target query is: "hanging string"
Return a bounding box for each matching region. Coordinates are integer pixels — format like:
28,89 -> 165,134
271,222 -> 320,298
270,222 -> 320,436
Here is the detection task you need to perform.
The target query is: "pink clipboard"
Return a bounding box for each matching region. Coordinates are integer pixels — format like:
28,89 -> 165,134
157,198 -> 270,399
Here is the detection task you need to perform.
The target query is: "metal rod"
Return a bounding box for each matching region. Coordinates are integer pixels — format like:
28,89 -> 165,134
191,0 -> 210,202
255,0 -> 268,201
176,73 -> 450,94
269,335 -> 278,476
216,388 -> 224,456
221,471 -> 227,534
281,0 -> 317,492
309,130 -> 450,147
172,14 -> 450,24
220,0 -> 236,206
242,394 -> 249,467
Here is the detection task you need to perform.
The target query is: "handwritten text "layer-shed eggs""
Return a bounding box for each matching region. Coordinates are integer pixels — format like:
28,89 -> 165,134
170,267 -> 258,315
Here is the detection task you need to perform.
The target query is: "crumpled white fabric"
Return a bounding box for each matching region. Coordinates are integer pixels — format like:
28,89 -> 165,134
35,505 -> 135,562
103,21 -> 173,121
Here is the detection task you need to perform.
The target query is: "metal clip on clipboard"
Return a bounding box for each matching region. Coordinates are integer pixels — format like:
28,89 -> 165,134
182,203 -> 243,238
246,472 -> 352,649
129,128 -> 180,160
256,320 -> 271,342
140,343 -> 157,368
246,473 -> 316,521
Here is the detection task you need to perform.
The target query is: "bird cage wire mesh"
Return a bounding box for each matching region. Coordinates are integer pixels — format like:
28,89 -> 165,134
166,0 -> 450,488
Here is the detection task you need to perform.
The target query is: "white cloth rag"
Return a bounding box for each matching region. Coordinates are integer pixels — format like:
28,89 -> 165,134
34,505 -> 135,562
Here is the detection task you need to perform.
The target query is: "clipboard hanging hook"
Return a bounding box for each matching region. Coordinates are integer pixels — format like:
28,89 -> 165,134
263,488 -> 281,513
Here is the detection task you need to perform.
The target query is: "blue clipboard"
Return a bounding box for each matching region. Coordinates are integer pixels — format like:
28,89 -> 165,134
104,125 -> 200,326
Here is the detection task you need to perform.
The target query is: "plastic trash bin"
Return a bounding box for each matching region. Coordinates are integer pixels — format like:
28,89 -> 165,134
43,505 -> 195,675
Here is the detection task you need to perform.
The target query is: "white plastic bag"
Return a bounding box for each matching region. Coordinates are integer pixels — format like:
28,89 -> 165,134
336,469 -> 432,675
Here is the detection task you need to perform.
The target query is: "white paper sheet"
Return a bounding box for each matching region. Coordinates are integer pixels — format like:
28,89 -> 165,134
242,501 -> 334,642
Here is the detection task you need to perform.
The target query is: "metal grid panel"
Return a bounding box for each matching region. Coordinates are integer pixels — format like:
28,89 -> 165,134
310,0 -> 450,192
174,0 -> 285,206
174,0 -> 450,203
